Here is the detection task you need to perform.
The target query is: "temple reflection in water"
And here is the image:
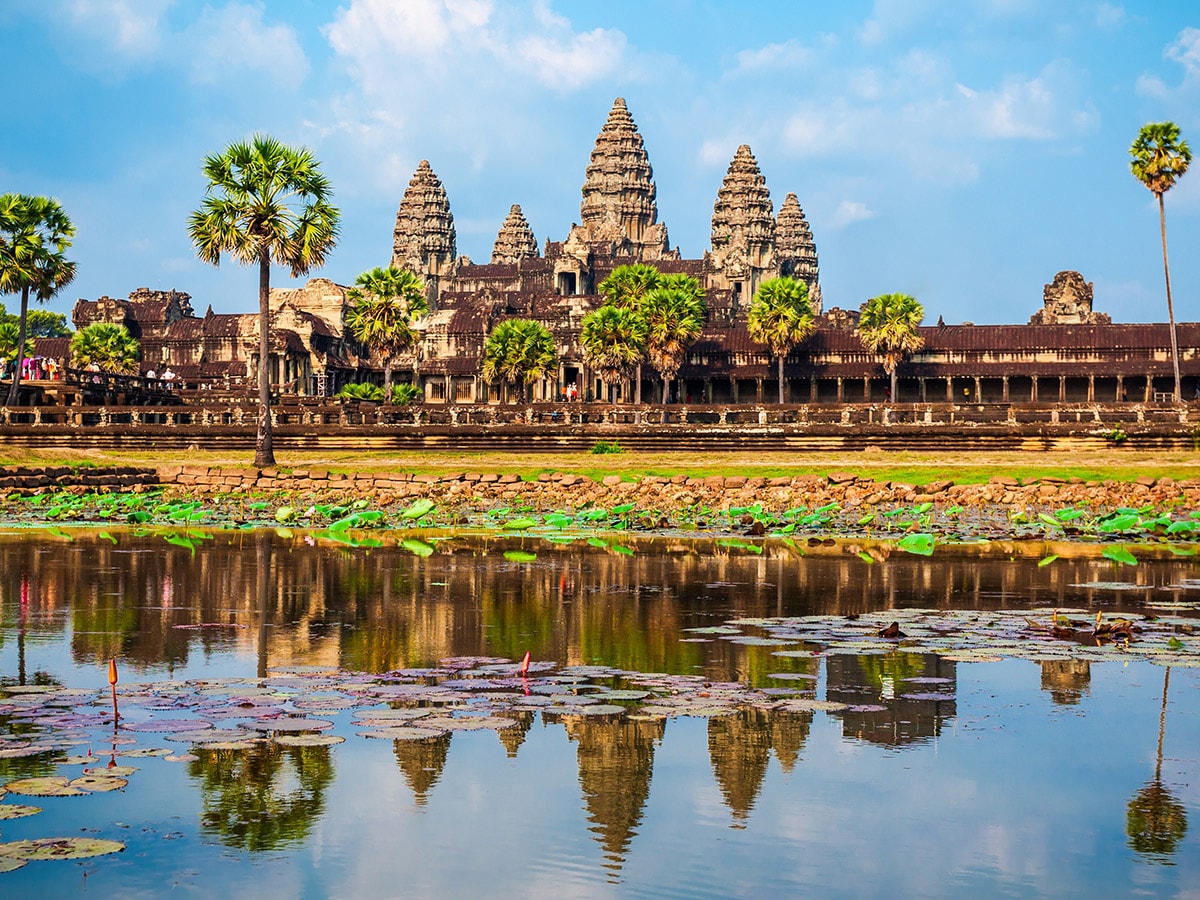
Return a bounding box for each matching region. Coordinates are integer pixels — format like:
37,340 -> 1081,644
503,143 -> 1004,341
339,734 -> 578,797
1,528 -> 1195,876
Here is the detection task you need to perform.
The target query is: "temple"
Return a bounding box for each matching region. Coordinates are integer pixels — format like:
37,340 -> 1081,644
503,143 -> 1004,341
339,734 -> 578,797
69,97 -> 1199,405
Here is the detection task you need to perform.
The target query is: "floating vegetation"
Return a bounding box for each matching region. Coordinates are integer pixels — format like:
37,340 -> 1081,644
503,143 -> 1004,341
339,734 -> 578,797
0,837 -> 125,860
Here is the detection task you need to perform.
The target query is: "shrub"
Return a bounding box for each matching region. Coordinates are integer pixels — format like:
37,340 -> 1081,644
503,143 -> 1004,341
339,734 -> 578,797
591,440 -> 624,455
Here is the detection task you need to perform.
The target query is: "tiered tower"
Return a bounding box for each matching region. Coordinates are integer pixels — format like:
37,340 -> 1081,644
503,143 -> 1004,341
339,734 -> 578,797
573,98 -> 672,259
709,144 -> 776,308
391,160 -> 457,304
490,204 -> 539,264
775,192 -> 821,314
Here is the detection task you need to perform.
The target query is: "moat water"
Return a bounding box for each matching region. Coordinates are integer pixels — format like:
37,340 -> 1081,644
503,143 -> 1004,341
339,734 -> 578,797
1,529 -> 1198,897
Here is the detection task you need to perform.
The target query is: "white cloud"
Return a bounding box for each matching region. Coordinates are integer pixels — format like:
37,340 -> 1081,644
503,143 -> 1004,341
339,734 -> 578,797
184,4 -> 308,87
516,27 -> 626,90
830,200 -> 876,227
781,103 -> 866,158
1094,3 -> 1125,29
1166,27 -> 1200,78
67,0 -> 172,55
954,62 -> 1095,140
728,39 -> 816,76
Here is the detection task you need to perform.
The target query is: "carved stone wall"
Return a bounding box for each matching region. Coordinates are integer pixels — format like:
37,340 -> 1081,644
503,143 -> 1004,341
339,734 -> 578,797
775,192 -> 821,314
1030,271 -> 1110,325
708,145 -> 775,305
491,205 -> 539,264
576,98 -> 672,260
391,160 -> 457,300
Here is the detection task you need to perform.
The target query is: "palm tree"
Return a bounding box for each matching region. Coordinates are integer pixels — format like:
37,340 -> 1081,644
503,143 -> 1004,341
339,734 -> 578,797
70,323 -> 140,374
580,305 -> 646,405
599,264 -> 660,404
1130,122 -> 1191,402
643,274 -> 706,404
857,292 -> 925,402
480,318 -> 558,403
0,194 -> 76,406
747,276 -> 815,404
0,322 -> 34,371
345,266 -> 428,403
188,135 -> 339,467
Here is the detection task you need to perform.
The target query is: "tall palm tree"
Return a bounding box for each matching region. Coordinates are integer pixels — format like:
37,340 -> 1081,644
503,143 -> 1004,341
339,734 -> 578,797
480,318 -> 557,403
580,305 -> 646,405
1131,122 -> 1191,402
188,135 -> 340,467
747,276 -> 815,404
69,323 -> 140,374
643,274 -> 706,404
0,194 -> 76,406
857,292 -> 924,402
599,263 -> 660,404
345,266 -> 428,403
1127,667 -> 1188,860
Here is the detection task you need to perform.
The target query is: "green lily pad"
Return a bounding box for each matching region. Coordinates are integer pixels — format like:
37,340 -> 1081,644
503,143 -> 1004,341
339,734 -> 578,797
401,499 -> 436,520
273,734 -> 345,747
0,837 -> 125,860
1102,545 -> 1138,566
69,775 -> 127,793
2,777 -> 86,797
897,533 -> 935,556
503,550 -> 538,563
400,539 -> 435,558
0,804 -> 42,820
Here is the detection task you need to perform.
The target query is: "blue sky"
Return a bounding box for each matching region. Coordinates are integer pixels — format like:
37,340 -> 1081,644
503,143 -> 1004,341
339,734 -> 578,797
3,0 -> 1200,326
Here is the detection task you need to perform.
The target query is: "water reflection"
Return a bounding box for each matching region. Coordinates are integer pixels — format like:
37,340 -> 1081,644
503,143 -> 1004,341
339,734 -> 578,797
189,744 -> 334,851
1127,667 -> 1189,862
1,529 -> 1198,893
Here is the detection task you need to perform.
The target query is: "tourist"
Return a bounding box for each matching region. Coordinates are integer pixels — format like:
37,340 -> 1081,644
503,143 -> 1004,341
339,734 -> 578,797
146,368 -> 156,380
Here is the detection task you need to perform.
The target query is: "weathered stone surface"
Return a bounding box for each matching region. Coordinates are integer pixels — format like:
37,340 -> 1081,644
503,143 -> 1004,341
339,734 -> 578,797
710,144 -> 774,304
775,192 -> 820,312
576,98 -> 672,260
491,205 -> 538,265
1030,271 -> 1110,325
391,160 -> 456,295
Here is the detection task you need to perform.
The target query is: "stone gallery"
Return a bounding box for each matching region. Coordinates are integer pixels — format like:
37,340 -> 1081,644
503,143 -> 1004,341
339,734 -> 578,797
69,98 -> 1199,406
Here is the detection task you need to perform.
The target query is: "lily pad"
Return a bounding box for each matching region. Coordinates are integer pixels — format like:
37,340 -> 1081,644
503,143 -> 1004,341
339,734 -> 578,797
0,804 -> 42,820
69,775 -> 128,793
2,777 -> 87,797
0,837 -> 125,860
273,734 -> 345,747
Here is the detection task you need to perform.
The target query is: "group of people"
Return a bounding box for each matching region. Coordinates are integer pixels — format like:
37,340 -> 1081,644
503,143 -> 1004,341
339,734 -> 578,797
561,382 -> 579,401
0,356 -> 60,381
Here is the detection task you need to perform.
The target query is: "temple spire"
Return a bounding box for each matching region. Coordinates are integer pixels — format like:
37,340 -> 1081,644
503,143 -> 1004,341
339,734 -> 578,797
491,204 -> 538,264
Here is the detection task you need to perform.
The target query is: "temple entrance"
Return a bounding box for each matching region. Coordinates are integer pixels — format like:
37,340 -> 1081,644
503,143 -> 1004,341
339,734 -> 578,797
556,272 -> 577,296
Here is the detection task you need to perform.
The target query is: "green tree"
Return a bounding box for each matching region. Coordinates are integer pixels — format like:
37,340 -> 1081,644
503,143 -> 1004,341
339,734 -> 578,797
0,304 -> 69,338
0,322 -> 34,366
345,266 -> 428,403
69,323 -> 140,374
599,263 -> 660,404
580,305 -> 646,404
188,135 -> 340,466
480,318 -> 558,402
857,292 -> 924,402
747,276 -> 815,404
643,274 -> 706,404
1130,122 -> 1191,402
0,194 -> 76,405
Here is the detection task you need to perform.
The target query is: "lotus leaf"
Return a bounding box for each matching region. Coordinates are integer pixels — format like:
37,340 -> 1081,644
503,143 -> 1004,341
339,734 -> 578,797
0,837 -> 125,860
0,804 -> 42,820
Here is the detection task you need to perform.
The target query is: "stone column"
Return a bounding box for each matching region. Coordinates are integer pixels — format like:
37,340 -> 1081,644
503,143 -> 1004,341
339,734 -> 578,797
836,377 -> 844,403
1031,375 -> 1038,402
863,377 -> 870,401
1058,376 -> 1066,403
1087,375 -> 1094,403
1001,376 -> 1009,402
1116,374 -> 1124,401
946,378 -> 954,402
974,377 -> 982,402
810,377 -> 818,403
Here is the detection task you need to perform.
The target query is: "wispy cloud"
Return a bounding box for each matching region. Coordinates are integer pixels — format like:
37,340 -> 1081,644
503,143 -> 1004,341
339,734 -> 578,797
184,3 -> 309,87
830,200 -> 876,227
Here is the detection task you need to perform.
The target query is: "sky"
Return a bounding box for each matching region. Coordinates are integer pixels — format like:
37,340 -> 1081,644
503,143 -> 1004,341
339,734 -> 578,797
3,0 -> 1200,327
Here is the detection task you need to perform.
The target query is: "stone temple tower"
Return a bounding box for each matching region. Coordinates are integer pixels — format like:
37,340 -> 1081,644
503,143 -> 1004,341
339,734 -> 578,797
775,192 -> 821,314
709,144 -> 776,310
571,98 -> 673,260
491,204 -> 539,264
391,160 -> 457,305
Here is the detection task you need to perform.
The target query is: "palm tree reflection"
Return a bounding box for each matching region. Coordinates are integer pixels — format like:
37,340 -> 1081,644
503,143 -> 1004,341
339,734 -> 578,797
1126,667 -> 1188,861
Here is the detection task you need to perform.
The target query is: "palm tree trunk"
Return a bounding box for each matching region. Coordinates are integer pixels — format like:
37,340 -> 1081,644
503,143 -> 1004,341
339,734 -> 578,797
891,369 -> 898,403
635,363 -> 642,405
5,286 -> 30,407
1159,193 -> 1182,402
255,250 -> 276,468
383,360 -> 394,405
777,354 -> 785,404
662,375 -> 670,405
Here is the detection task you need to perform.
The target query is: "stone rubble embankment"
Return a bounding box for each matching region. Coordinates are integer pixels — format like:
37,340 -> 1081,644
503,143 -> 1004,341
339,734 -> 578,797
2,465 -> 1193,517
